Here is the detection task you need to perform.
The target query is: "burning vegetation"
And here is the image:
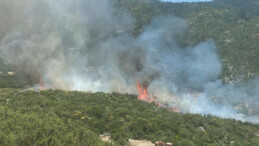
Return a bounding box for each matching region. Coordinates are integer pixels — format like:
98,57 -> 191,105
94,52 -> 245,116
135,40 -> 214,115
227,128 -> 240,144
137,80 -> 179,112
0,0 -> 258,123
136,80 -> 148,101
39,76 -> 45,90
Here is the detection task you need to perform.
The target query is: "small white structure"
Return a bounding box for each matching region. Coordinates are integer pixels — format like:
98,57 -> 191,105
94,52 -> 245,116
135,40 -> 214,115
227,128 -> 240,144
198,126 -> 205,132
100,133 -> 111,143
8,72 -> 16,76
128,139 -> 155,146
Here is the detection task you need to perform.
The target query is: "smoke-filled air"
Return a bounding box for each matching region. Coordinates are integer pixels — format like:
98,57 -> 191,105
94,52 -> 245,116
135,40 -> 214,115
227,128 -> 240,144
0,0 -> 258,123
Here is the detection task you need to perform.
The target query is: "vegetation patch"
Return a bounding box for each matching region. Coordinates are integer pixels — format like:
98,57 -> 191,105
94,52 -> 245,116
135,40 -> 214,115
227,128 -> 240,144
0,89 -> 258,145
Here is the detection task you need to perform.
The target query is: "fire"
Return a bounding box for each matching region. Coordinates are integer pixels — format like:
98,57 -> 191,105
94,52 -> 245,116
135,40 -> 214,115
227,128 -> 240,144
39,76 -> 45,90
136,80 -> 149,101
136,80 -> 179,113
149,96 -> 161,107
168,107 -> 179,113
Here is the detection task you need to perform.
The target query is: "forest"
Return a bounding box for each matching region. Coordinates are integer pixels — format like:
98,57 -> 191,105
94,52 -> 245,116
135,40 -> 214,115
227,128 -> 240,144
0,89 -> 258,145
0,0 -> 258,145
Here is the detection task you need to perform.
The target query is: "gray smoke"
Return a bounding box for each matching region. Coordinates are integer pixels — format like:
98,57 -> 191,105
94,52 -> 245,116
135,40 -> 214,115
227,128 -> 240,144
0,0 -> 258,123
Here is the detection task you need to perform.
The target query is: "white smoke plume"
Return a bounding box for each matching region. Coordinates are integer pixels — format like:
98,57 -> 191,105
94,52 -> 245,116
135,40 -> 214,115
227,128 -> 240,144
0,0 -> 258,123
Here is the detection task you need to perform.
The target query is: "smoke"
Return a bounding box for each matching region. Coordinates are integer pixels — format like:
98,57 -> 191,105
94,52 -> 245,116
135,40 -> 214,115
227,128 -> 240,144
0,0 -> 258,123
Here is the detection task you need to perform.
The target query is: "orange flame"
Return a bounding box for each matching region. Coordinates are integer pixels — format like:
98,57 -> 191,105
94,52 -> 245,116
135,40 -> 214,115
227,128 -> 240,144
168,107 -> 179,113
39,76 -> 45,90
137,80 -> 149,101
136,80 -> 179,113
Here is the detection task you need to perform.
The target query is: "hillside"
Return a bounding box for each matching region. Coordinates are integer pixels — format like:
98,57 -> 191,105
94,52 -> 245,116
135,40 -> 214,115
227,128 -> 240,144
0,89 -> 258,145
0,1 -> 258,145
111,0 -> 259,82
0,59 -> 27,88
0,0 -> 258,86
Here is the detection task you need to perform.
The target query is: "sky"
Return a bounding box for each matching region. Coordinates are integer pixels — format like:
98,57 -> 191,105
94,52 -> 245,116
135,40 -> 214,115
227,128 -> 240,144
160,0 -> 213,3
